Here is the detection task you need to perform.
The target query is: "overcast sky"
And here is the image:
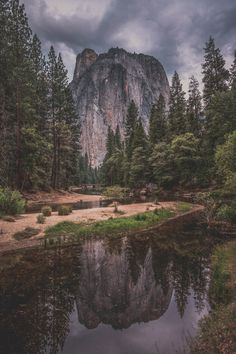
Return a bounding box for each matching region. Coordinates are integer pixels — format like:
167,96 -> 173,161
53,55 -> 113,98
22,0 -> 236,90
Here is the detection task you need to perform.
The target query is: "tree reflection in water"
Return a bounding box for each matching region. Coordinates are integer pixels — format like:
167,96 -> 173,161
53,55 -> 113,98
0,225 -> 218,354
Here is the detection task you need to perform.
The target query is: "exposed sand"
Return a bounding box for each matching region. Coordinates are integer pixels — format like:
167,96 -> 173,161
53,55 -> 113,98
0,202 -> 177,248
24,191 -> 103,209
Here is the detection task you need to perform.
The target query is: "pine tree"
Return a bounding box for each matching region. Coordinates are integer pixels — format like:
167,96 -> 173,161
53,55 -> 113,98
47,48 -> 80,188
129,146 -> 148,187
114,125 -> 122,150
132,118 -> 148,151
6,0 -> 37,188
202,36 -> 229,106
186,76 -> 202,136
0,0 -> 10,186
129,119 -> 149,187
149,94 -> 166,146
125,100 -> 138,160
168,72 -> 187,138
230,50 -> 236,89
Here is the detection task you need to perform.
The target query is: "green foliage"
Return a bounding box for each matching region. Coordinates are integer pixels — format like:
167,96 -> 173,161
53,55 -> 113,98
171,133 -> 201,185
168,71 -> 187,138
209,247 -> 232,306
176,202 -> 192,213
186,76 -> 202,136
190,243 -> 236,354
150,133 -> 201,188
41,206 -> 52,217
215,131 -> 236,190
0,188 -> 25,216
216,202 -> 236,224
0,1 -> 82,190
150,142 -> 175,188
103,186 -> 128,200
195,192 -> 219,226
46,208 -> 175,238
149,94 -> 167,146
58,205 -> 72,216
129,146 -> 148,187
202,36 -> 229,107
37,214 -> 46,224
125,100 -> 138,160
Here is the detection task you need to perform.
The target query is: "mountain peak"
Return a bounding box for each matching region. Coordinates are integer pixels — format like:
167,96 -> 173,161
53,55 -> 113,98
71,48 -> 170,166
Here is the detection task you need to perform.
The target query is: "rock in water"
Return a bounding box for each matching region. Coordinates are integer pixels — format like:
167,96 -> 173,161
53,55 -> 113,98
70,47 -> 170,166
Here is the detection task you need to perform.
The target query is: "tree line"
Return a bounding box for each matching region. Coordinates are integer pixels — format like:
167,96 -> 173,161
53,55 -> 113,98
0,0 -> 96,191
101,37 -> 236,191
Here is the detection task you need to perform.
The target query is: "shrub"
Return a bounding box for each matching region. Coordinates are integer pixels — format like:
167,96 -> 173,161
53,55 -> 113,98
14,227 -> 40,241
135,213 -> 147,221
37,214 -> 46,224
41,206 -> 52,217
0,188 -> 25,216
2,216 -> 15,222
58,205 -> 72,216
103,186 -> 128,200
216,203 -> 236,224
153,208 -> 159,215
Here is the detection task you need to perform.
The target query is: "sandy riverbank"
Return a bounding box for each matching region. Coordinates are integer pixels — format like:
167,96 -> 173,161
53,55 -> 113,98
0,202 -> 179,253
23,191 -> 103,210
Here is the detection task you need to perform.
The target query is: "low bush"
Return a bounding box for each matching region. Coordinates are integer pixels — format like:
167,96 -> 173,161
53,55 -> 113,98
58,205 -> 72,216
41,206 -> 52,217
103,186 -> 129,200
14,227 -> 40,241
37,214 -> 46,224
135,213 -> 147,221
216,202 -> 236,224
2,216 -> 15,222
0,188 -> 25,216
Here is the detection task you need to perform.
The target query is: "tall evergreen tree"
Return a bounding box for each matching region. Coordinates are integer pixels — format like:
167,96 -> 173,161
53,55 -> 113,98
125,100 -> 138,160
186,76 -> 202,136
168,72 -> 187,138
202,36 -> 229,106
149,94 -> 166,146
230,50 -> 236,89
6,0 -> 37,188
47,48 -> 81,189
0,0 -> 10,186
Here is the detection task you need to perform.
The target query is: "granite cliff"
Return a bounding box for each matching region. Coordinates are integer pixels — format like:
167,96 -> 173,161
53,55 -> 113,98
70,48 -> 170,166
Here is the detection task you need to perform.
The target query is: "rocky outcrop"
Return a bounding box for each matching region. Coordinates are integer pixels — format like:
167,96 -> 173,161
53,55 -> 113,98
70,48 -> 170,166
75,238 -> 173,329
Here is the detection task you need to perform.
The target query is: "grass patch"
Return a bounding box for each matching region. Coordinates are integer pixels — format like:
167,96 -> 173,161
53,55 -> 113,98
190,242 -> 236,353
14,227 -> 40,241
45,208 -> 175,239
176,201 -> 193,213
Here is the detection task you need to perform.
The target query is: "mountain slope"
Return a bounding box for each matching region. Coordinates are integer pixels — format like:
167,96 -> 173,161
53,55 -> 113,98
70,48 -> 170,166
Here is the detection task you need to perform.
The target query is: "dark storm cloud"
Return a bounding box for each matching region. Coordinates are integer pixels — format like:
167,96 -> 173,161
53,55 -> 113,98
22,0 -> 236,88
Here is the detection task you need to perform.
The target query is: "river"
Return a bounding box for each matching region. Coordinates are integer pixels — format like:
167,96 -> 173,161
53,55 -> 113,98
0,223 -> 219,354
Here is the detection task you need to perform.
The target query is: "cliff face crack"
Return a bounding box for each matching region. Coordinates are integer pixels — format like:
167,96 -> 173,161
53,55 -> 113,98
70,47 -> 170,167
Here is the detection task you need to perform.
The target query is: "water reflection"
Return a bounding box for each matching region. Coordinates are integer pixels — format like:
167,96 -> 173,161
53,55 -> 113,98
0,226 -> 217,354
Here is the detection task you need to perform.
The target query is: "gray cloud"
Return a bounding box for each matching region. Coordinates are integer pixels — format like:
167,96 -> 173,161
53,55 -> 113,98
22,0 -> 236,90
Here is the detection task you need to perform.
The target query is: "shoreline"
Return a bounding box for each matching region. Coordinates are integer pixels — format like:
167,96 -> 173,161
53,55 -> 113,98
190,240 -> 236,353
0,202 -> 202,255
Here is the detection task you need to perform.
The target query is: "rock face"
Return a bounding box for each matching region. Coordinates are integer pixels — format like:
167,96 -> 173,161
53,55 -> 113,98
75,238 -> 173,329
70,48 -> 170,166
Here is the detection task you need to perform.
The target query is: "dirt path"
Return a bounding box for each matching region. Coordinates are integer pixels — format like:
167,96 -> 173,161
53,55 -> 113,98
0,202 -> 179,253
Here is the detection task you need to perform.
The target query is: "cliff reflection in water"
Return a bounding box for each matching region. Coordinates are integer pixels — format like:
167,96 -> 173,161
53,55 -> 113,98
0,227 -> 216,354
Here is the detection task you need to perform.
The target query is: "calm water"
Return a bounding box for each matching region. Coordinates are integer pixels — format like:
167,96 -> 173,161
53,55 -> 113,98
0,225 -> 218,354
